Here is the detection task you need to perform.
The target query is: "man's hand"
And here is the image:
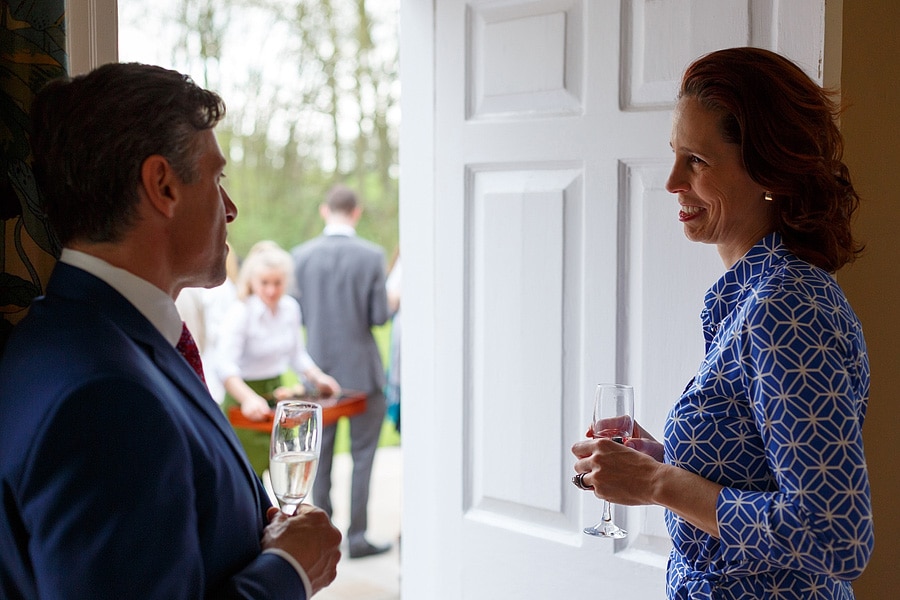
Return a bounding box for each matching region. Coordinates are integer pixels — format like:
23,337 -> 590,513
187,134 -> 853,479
263,505 -> 342,595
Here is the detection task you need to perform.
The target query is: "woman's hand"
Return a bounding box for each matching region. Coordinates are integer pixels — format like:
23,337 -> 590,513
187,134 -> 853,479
582,419 -> 665,463
240,394 -> 273,421
224,375 -> 274,421
571,437 -> 663,506
310,371 -> 341,398
626,420 -> 665,463
273,384 -> 304,400
572,425 -> 722,537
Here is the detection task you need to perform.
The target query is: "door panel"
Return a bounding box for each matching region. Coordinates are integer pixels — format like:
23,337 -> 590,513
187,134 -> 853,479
467,166 -> 580,532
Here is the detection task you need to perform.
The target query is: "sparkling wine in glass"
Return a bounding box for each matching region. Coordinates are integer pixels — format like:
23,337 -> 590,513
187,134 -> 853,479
270,400 -> 322,515
583,383 -> 634,538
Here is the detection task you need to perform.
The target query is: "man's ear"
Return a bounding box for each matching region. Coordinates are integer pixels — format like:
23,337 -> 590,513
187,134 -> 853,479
140,155 -> 178,218
319,203 -> 330,220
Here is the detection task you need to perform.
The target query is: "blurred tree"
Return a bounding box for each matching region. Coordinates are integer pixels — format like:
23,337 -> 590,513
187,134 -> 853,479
147,0 -> 399,261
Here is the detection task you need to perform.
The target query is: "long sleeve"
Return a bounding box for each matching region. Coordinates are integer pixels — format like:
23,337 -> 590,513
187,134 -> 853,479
665,234 -> 872,599
17,378 -> 306,599
367,250 -> 390,328
715,284 -> 873,579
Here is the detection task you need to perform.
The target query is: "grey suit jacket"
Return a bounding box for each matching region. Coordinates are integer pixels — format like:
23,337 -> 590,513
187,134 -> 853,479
291,234 -> 389,392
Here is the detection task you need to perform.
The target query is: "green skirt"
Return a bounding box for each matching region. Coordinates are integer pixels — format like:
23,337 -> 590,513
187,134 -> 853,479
221,375 -> 282,476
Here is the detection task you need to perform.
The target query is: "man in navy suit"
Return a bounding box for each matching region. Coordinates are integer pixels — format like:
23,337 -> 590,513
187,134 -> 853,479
291,186 -> 392,559
0,62 -> 341,599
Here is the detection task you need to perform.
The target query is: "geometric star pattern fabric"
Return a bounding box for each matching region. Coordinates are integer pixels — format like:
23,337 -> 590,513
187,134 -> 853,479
664,233 -> 873,599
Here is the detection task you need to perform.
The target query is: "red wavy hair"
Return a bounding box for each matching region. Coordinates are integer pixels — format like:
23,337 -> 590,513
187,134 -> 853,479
679,47 -> 863,272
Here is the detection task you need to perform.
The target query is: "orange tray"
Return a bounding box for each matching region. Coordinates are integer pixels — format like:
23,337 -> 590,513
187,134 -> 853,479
227,390 -> 367,432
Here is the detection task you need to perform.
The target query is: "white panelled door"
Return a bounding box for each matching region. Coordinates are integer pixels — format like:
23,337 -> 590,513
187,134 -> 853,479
400,0 -> 828,598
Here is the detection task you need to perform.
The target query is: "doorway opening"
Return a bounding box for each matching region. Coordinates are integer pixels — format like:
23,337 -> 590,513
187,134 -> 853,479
118,2 -> 402,598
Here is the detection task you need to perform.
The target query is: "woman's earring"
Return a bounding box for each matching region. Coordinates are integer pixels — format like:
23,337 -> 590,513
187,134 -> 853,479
764,191 -> 774,202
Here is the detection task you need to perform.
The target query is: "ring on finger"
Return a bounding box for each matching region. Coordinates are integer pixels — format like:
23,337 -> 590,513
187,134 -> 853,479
571,472 -> 592,490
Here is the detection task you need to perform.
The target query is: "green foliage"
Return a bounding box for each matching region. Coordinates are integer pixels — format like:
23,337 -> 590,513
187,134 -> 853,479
123,0 -> 401,263
223,156 -> 398,261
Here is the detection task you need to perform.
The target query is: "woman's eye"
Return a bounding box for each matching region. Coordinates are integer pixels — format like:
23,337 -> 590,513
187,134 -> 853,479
689,155 -> 705,165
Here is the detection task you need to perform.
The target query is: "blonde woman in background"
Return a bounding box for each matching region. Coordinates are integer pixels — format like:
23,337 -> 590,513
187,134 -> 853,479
218,240 -> 340,476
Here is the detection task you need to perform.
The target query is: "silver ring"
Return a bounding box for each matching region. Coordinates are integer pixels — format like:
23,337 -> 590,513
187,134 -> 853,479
572,472 -> 592,491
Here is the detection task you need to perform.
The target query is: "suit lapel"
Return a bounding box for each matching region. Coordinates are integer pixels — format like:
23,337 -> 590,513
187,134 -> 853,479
48,264 -> 264,503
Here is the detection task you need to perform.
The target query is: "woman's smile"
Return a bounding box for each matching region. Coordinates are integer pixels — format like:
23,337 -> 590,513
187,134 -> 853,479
678,203 -> 704,221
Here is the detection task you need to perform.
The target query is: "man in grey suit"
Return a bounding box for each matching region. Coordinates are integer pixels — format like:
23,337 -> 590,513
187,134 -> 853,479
291,185 -> 392,558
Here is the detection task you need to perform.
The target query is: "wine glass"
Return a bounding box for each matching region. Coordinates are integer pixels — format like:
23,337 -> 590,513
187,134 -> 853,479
583,383 -> 634,538
269,400 -> 322,515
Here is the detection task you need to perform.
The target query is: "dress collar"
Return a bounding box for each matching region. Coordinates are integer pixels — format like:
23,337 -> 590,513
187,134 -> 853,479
701,232 -> 787,336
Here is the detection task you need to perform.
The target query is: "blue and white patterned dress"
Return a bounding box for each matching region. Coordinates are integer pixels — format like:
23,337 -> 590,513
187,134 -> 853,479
664,233 -> 873,599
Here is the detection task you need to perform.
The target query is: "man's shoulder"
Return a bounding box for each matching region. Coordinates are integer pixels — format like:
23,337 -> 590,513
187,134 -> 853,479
293,235 -> 384,260
0,298 -> 138,426
290,236 -> 323,257
353,235 -> 386,256
311,231 -> 381,254
3,295 -> 135,370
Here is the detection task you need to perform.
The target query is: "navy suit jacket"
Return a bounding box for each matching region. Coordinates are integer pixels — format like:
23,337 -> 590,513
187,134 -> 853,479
0,263 -> 304,599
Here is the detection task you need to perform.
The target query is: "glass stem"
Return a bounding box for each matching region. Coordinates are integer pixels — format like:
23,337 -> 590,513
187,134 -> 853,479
602,500 -> 613,523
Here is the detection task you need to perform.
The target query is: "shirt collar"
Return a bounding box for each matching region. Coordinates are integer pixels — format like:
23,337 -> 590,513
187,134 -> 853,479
59,248 -> 184,346
701,232 -> 786,334
323,223 -> 356,237
246,293 -> 280,317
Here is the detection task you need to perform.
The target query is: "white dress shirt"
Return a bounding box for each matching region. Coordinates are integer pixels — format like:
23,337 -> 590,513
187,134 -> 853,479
59,249 -> 183,345
323,223 -> 356,237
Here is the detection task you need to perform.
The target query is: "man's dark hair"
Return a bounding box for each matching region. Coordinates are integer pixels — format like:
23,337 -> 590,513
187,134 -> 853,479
30,62 -> 226,245
325,184 -> 359,215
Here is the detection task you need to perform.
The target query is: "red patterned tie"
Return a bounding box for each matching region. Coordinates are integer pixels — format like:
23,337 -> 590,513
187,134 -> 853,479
175,322 -> 206,383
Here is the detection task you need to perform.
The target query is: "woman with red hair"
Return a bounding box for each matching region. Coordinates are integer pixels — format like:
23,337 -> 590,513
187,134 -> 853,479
573,47 -> 872,599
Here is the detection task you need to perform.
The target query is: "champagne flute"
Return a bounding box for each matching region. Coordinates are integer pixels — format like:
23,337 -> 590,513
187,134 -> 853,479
269,400 -> 322,515
583,383 -> 634,538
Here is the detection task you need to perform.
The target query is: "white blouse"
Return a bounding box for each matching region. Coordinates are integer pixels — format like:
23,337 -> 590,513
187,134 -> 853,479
216,294 -> 316,382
